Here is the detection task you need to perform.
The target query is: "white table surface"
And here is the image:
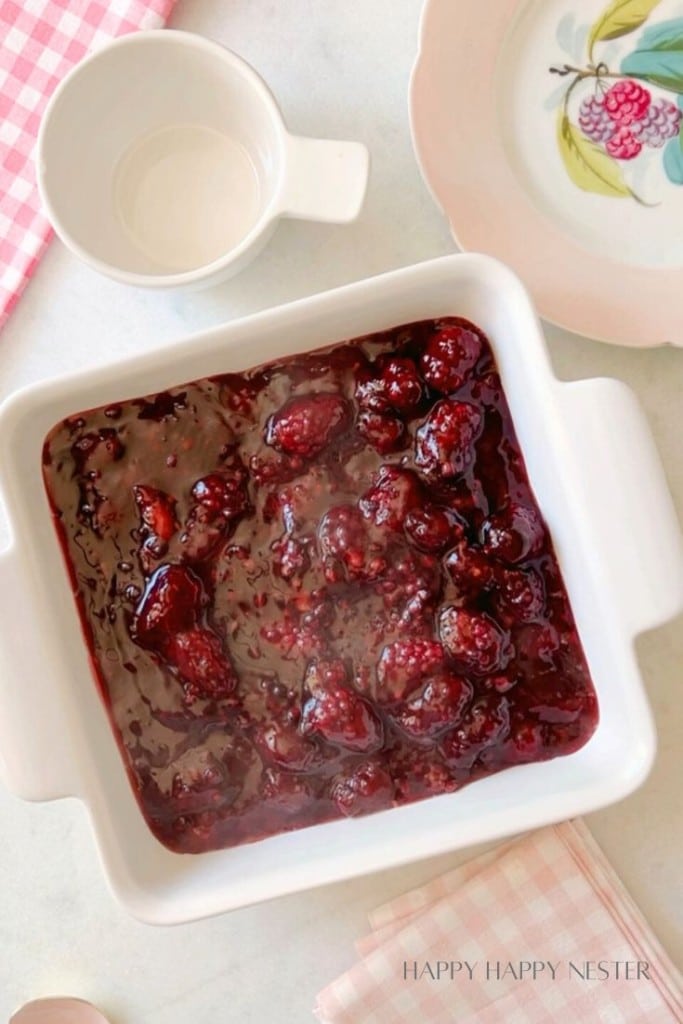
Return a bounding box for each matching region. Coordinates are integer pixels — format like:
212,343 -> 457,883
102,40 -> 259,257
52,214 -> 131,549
0,1 -> 681,1021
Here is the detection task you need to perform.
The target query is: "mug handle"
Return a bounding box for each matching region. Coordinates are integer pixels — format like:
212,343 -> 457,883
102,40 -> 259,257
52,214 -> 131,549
278,134 -> 369,223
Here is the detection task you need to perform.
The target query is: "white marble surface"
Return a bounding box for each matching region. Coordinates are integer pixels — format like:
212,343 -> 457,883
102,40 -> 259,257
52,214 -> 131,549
0,1 -> 681,1021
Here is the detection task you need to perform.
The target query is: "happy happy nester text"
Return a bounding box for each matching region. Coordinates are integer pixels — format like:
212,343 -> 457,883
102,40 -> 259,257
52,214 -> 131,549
402,960 -> 651,982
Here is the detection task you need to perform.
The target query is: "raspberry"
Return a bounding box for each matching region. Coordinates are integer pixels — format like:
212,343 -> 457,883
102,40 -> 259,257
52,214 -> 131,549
331,761 -> 394,817
300,686 -> 383,753
357,410 -> 406,453
318,504 -> 386,583
260,608 -> 327,660
179,468 -> 251,562
354,369 -> 390,413
379,356 -> 424,413
578,95 -> 616,143
133,484 -> 178,542
445,542 -> 496,600
391,749 -> 456,801
359,465 -> 422,532
272,535 -> 310,582
304,657 -> 349,693
420,322 -> 482,393
394,673 -> 473,740
415,399 -> 483,479
166,627 -> 238,703
376,639 -> 445,702
606,126 -> 642,160
604,80 -> 651,127
191,469 -> 249,523
440,694 -> 511,768
404,505 -> 464,553
438,606 -> 514,676
131,563 -> 204,644
492,568 -> 545,626
479,503 -> 545,564
265,392 -> 350,458
633,98 -> 682,148
253,721 -> 323,772
378,548 -> 442,629
318,503 -> 365,560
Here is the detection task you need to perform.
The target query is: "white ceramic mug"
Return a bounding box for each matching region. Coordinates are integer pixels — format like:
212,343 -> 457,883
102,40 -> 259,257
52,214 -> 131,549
37,30 -> 370,289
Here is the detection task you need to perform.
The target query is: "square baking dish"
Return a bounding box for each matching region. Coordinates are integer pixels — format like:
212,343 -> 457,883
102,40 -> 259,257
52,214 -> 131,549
0,255 -> 681,924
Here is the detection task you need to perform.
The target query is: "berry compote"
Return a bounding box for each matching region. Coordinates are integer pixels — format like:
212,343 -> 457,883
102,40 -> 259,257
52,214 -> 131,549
42,318 -> 598,854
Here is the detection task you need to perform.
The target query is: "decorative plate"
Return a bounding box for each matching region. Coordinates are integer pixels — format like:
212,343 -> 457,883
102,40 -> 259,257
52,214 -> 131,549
410,0 -> 683,346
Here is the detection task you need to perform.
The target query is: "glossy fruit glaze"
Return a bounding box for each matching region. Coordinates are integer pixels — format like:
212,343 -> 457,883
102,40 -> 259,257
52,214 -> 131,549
42,318 -> 598,854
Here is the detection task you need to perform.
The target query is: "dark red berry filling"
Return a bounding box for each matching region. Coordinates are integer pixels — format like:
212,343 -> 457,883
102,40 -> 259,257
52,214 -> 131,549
41,318 -> 598,854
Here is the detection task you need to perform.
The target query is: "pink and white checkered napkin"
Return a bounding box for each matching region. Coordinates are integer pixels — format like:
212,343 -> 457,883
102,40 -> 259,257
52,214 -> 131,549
314,820 -> 683,1024
0,0 -> 176,329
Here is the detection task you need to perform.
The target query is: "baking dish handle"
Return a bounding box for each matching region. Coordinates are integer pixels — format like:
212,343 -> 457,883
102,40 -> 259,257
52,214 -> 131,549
560,378 -> 683,635
0,541 -> 77,801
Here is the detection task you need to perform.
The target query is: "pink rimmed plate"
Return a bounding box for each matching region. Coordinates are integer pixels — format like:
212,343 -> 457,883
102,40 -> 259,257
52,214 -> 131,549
410,0 -> 683,347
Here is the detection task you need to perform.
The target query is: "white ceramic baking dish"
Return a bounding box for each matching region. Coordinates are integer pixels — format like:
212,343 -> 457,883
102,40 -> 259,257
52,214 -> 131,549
0,255 -> 681,925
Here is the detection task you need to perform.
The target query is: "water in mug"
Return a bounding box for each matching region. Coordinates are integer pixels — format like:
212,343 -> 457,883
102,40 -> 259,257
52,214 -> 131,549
114,123 -> 261,272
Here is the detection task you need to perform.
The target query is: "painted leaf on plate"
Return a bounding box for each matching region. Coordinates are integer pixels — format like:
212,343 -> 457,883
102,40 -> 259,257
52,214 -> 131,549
621,18 -> 683,92
663,98 -> 683,185
557,111 -> 634,198
663,136 -> 683,183
588,0 -> 662,61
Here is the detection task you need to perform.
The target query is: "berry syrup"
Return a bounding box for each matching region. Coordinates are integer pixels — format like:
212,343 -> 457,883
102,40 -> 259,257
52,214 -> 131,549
42,319 -> 598,854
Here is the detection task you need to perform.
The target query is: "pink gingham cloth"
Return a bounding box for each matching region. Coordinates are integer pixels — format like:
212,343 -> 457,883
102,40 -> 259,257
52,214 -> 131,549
314,820 -> 683,1023
0,0 -> 176,329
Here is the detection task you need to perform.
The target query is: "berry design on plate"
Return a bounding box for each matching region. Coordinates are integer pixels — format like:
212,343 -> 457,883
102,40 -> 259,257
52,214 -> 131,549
634,98 -> 683,148
605,123 -> 642,160
603,79 -> 651,127
578,94 -> 616,143
550,4 -> 683,200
